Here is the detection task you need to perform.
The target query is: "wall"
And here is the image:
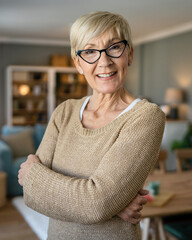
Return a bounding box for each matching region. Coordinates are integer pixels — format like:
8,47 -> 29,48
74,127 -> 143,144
1,30 -> 192,128
126,30 -> 192,120
0,43 -> 71,128
124,46 -> 141,97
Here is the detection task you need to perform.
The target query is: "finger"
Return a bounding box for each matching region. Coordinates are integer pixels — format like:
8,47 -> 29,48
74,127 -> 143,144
20,162 -> 26,168
126,202 -> 143,212
119,211 -> 141,224
137,196 -> 147,205
27,154 -> 40,164
133,211 -> 142,219
139,189 -> 149,195
131,217 -> 141,225
122,206 -> 142,218
130,194 -> 147,206
118,211 -> 133,222
135,204 -> 143,212
126,208 -> 142,219
18,173 -> 23,186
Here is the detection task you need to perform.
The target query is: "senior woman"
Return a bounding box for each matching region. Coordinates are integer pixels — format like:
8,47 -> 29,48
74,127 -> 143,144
18,11 -> 165,240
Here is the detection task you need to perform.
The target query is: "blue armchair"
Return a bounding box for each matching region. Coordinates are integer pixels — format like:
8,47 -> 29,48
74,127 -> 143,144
0,124 -> 46,196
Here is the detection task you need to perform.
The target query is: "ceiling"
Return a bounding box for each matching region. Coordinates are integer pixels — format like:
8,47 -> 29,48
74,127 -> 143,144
1,0 -> 192,46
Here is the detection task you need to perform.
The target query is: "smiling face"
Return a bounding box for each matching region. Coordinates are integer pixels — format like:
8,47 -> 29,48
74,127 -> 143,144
73,30 -> 133,95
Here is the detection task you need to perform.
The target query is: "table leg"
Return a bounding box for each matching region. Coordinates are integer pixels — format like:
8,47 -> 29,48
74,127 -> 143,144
142,218 -> 151,240
151,219 -> 157,240
156,217 -> 166,240
142,217 -> 167,240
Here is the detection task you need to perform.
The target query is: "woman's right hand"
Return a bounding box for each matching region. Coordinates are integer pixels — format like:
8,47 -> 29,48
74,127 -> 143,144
117,189 -> 148,224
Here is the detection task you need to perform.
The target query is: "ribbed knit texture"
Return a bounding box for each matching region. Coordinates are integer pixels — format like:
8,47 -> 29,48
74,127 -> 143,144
23,97 -> 165,240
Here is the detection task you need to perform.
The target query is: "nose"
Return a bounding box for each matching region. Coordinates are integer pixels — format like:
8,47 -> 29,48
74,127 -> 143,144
98,51 -> 113,67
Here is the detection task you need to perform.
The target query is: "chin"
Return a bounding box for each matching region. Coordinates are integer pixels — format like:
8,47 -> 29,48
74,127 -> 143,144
97,86 -> 121,94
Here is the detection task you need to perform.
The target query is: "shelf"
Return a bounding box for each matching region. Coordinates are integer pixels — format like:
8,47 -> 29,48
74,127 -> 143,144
7,65 -> 88,126
13,80 -> 47,85
57,92 -> 86,99
13,94 -> 47,99
13,109 -> 47,114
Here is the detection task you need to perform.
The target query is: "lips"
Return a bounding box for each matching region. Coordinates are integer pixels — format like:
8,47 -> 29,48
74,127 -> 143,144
97,72 -> 117,78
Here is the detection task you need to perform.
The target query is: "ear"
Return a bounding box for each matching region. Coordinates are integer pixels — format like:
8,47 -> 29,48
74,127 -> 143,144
73,57 -> 84,74
128,47 -> 134,66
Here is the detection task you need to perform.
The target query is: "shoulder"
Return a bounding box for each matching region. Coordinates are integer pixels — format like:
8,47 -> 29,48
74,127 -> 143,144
121,99 -> 165,132
120,99 -> 166,142
136,99 -> 165,122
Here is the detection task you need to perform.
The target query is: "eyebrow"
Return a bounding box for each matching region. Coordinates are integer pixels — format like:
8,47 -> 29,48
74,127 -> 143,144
84,37 -> 121,49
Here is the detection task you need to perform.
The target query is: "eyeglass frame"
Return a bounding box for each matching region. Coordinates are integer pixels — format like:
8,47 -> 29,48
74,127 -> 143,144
76,40 -> 129,64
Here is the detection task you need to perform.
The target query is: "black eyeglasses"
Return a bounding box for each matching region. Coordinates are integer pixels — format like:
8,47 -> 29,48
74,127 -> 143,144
76,40 -> 128,64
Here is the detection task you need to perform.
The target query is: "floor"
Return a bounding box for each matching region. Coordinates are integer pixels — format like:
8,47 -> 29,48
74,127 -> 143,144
0,199 -> 39,240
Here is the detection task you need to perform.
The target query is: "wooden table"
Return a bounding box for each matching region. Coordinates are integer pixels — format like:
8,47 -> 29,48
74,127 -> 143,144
142,171 -> 192,240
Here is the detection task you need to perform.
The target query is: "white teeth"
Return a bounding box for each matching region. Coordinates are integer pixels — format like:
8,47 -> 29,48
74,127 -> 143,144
98,72 -> 115,77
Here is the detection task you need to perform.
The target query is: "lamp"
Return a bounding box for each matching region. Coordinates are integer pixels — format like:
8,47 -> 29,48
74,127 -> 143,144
164,88 -> 183,119
18,84 -> 30,96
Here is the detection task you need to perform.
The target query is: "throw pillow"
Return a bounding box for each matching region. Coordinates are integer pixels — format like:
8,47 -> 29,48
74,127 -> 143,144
1,130 -> 35,158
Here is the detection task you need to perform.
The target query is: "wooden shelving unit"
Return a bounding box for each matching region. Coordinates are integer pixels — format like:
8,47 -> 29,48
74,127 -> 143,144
6,65 -> 88,126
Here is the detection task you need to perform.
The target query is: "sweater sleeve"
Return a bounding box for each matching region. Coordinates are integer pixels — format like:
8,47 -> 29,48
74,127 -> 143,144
35,102 -> 65,168
23,104 -> 165,224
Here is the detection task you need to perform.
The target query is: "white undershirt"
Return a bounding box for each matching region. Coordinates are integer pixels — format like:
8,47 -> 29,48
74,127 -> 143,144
80,96 -> 141,121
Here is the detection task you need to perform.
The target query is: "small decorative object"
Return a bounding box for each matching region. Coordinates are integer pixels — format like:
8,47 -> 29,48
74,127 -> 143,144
50,55 -> 69,67
12,116 -> 26,124
68,74 -> 75,84
32,72 -> 44,81
148,181 -> 160,195
33,85 -> 41,96
27,100 -> 33,111
164,88 -> 183,119
13,71 -> 29,81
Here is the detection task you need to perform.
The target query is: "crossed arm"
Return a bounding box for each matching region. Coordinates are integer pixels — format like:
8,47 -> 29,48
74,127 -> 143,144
18,103 -> 165,225
18,154 -> 148,224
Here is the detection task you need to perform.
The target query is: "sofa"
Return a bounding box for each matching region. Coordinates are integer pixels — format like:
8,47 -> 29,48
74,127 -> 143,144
0,124 -> 47,196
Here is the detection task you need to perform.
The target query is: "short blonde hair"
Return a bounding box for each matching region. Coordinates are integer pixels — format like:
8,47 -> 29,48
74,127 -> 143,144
70,11 -> 133,58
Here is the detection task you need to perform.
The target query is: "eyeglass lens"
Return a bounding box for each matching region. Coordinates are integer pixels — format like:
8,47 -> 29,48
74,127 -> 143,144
79,41 -> 126,64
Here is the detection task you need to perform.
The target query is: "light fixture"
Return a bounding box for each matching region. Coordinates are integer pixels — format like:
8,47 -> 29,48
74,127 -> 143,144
164,88 -> 183,119
18,84 -> 30,96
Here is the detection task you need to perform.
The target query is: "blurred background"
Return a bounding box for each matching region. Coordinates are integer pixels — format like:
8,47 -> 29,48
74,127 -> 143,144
0,0 -> 192,128
0,2 -> 192,239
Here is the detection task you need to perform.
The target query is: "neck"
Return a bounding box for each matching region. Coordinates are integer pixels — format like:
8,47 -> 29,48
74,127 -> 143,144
87,88 -> 135,114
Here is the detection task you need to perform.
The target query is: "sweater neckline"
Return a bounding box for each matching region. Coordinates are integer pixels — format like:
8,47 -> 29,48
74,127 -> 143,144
74,98 -> 146,136
79,96 -> 141,121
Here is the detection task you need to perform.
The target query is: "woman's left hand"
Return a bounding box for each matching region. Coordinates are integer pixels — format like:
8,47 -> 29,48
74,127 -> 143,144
117,189 -> 149,224
18,154 -> 40,186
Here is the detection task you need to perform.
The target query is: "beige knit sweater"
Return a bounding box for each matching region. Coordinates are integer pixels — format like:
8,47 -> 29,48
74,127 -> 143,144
23,97 -> 165,240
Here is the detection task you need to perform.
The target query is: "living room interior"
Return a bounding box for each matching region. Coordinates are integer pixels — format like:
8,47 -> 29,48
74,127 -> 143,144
0,1 -> 192,240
